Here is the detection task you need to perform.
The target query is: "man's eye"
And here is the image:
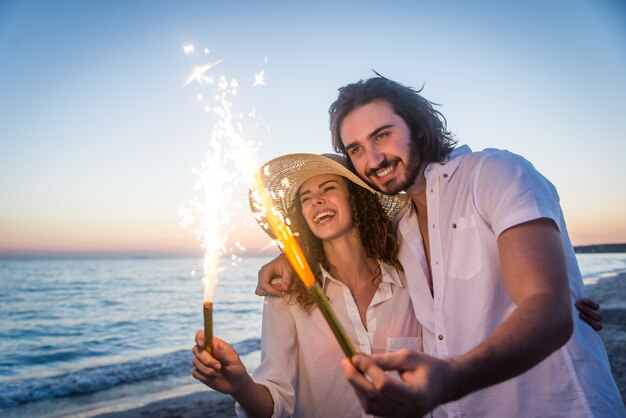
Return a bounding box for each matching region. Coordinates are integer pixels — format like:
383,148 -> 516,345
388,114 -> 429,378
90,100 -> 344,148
349,147 -> 361,155
375,132 -> 388,141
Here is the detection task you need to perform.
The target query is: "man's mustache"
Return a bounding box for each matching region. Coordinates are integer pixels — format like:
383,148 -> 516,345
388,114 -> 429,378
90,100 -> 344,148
365,158 -> 398,177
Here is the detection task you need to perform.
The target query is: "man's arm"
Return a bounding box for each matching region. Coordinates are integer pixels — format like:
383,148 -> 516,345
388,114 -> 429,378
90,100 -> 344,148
256,253 -> 294,296
342,218 -> 573,417
446,218 -> 573,397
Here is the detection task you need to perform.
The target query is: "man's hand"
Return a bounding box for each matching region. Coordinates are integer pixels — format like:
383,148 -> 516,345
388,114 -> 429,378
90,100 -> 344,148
256,253 -> 294,296
341,351 -> 455,418
576,298 -> 602,331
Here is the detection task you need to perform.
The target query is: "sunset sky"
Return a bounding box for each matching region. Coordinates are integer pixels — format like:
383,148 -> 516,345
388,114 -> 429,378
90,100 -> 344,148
1,0 -> 625,259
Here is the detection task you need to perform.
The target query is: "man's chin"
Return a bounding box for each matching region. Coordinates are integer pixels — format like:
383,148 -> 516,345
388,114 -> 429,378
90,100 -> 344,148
367,177 -> 404,195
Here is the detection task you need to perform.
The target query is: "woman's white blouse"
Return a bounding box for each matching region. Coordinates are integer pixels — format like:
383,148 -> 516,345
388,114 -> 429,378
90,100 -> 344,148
237,262 -> 422,418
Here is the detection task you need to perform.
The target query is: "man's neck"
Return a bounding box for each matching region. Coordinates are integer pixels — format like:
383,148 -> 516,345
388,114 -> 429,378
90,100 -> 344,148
405,168 -> 428,212
405,167 -> 433,293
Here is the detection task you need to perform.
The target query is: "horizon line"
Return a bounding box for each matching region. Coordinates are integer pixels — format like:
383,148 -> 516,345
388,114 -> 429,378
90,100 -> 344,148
1,242 -> 625,261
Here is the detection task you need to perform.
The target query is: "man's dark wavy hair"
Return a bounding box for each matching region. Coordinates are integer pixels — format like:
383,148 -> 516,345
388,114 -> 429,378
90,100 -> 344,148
329,74 -> 456,168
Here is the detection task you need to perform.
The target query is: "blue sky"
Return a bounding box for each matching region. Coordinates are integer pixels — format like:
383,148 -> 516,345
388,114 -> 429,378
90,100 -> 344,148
1,0 -> 625,257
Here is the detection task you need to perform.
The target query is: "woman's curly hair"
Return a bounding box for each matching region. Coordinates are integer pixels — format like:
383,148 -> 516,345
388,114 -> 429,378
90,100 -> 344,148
284,178 -> 403,314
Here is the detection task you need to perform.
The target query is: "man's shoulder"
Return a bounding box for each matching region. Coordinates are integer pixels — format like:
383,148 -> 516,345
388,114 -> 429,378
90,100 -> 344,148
455,147 -> 531,173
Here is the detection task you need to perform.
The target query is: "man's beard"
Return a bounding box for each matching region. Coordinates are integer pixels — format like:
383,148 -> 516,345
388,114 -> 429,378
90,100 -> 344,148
365,140 -> 422,195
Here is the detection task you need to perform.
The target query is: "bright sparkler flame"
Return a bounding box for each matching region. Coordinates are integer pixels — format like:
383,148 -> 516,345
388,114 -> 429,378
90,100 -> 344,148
179,45 -> 265,303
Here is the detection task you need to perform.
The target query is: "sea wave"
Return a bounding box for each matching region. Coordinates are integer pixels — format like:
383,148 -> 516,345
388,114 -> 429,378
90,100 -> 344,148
0,338 -> 261,409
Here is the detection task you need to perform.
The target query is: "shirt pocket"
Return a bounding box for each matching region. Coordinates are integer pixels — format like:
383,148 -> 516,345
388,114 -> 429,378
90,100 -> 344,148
385,336 -> 422,353
447,215 -> 483,280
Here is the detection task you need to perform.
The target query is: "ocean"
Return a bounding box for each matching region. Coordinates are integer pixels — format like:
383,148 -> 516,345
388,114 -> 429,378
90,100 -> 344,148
1,254 -> 625,417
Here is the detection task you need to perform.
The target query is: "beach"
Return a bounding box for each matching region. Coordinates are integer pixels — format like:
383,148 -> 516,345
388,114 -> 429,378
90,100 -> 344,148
92,391 -> 237,418
585,271 -> 626,401
96,272 -> 626,418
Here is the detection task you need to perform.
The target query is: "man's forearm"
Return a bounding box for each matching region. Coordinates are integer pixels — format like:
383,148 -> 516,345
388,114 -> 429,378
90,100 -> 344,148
445,292 -> 573,403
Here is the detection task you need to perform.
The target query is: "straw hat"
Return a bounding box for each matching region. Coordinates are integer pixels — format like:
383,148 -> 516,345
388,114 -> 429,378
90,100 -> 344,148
249,153 -> 408,238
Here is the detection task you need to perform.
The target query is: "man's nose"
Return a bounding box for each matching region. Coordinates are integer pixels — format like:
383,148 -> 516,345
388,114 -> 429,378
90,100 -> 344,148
366,146 -> 385,168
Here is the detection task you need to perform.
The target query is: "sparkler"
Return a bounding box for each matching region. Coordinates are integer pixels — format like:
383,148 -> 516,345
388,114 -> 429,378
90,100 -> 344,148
251,173 -> 357,360
179,45 -> 265,356
203,300 -> 213,355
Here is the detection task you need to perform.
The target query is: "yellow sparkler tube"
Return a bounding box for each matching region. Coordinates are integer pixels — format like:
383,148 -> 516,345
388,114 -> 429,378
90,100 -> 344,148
275,215 -> 356,359
254,173 -> 356,360
308,282 -> 357,359
203,301 -> 213,355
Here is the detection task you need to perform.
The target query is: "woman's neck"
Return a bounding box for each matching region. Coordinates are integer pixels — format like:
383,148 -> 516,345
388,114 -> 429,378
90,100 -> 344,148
322,230 -> 379,329
322,231 -> 378,288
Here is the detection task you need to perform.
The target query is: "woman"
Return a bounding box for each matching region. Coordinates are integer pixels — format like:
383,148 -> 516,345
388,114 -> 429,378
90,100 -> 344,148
192,153 -> 418,418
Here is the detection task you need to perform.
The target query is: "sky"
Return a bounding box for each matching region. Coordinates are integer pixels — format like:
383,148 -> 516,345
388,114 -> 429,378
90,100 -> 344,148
0,0 -> 625,259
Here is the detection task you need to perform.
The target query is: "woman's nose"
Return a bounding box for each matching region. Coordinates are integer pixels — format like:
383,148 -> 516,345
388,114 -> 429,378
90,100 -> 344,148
311,195 -> 324,205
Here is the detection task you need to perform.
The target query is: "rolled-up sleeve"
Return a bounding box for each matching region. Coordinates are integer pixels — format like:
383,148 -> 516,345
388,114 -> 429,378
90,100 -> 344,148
236,295 -> 297,418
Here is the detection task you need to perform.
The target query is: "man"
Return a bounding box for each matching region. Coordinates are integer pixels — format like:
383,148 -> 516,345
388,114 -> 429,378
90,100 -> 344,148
257,76 -> 622,416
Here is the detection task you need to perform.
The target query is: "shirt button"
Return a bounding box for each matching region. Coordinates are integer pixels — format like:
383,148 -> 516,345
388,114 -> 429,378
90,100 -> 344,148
452,223 -> 457,229
443,173 -> 448,178
438,335 -> 444,340
430,188 -> 433,193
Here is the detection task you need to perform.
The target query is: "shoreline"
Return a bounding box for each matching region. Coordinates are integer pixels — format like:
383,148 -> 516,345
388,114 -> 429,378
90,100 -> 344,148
89,390 -> 236,418
89,272 -> 626,417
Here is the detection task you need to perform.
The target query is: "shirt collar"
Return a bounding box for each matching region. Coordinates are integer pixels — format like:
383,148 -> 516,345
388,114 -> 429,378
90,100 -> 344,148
424,144 -> 471,183
319,262 -> 403,291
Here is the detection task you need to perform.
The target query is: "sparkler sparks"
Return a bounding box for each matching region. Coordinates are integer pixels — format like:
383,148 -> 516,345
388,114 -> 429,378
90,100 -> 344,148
179,44 -> 270,355
182,58 -> 226,88
253,71 -> 265,86
179,45 -> 266,304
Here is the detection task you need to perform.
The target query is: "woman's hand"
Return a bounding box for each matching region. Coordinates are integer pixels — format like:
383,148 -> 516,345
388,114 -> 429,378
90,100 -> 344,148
192,331 -> 250,395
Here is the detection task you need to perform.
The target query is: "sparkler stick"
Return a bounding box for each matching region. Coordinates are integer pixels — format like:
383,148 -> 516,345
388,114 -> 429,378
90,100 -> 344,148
203,301 -> 213,355
254,174 -> 356,360
202,246 -> 220,356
